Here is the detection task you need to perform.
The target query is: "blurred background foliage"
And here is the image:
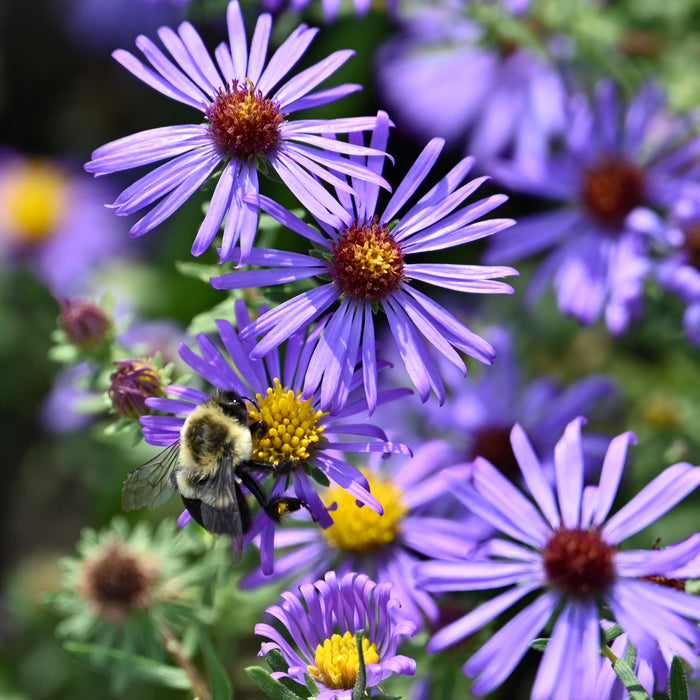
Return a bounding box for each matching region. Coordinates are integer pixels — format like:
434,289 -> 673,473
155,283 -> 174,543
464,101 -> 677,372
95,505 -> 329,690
0,0 -> 700,698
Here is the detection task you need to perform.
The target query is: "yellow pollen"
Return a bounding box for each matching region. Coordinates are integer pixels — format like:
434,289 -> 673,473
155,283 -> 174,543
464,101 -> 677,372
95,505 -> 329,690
323,471 -> 407,552
248,378 -> 326,465
0,160 -> 68,241
308,631 -> 379,690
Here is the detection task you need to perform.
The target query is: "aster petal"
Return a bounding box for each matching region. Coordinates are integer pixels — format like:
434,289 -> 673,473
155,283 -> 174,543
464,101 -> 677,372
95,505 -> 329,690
111,48 -> 205,110
602,462 -> 700,543
255,194 -> 332,245
466,591 -> 559,696
86,125 -> 211,173
273,49 -> 354,108
247,285 -> 338,357
191,160 -> 236,256
285,84 -> 363,112
405,264 -> 517,293
382,138 -> 444,223
615,533 -> 700,576
246,12 -> 272,85
463,457 -> 553,546
401,517 -> 475,560
418,560 -> 540,594
226,0 -> 249,78
590,431 -> 636,527
219,163 -> 260,263
156,25 -> 219,99
532,598 -> 599,700
510,424 -> 560,529
128,152 -> 221,236
256,24 -> 318,96
553,417 -> 585,528
384,297 -> 445,404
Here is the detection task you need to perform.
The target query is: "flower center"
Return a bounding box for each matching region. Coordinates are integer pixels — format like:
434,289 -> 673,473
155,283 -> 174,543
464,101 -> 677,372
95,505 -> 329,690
469,425 -> 519,480
248,378 -> 326,465
308,631 -> 379,690
322,471 -> 407,552
206,79 -> 285,161
542,527 -> 616,595
581,156 -> 645,227
79,540 -> 156,623
1,160 -> 68,241
330,218 -> 405,301
108,358 -> 164,419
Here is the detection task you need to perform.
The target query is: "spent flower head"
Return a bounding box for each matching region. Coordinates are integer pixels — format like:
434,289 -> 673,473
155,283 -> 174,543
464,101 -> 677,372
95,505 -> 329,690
416,416 -> 700,700
213,111 -> 517,411
255,571 -> 417,699
85,0 -> 391,263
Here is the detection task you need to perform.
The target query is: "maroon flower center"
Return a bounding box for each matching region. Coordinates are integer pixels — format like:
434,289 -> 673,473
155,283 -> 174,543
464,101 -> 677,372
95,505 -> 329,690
330,218 -> 405,301
542,527 -> 616,595
581,156 -> 645,227
469,425 -> 520,481
206,79 -> 285,161
683,222 -> 700,270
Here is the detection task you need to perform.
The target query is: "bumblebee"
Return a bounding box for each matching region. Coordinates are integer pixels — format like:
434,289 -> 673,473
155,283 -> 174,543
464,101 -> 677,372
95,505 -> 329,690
122,389 -> 301,557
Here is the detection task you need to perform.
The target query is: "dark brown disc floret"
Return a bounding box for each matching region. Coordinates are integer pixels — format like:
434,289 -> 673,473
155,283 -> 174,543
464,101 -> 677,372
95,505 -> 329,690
581,156 -> 646,227
330,218 -> 405,301
206,79 -> 286,161
543,527 -> 616,595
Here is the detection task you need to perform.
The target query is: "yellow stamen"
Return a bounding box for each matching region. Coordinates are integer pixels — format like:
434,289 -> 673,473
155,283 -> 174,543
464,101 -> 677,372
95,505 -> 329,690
1,160 -> 68,241
248,378 -> 326,465
308,631 -> 379,690
323,470 -> 407,552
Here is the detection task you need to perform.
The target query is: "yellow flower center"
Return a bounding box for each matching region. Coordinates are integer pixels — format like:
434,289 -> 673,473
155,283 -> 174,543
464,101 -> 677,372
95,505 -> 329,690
1,160 -> 68,241
322,471 -> 407,552
248,378 -> 326,465
308,631 -> 379,690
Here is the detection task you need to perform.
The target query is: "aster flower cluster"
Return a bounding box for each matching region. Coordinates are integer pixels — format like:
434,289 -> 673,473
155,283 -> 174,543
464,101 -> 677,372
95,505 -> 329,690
10,0 -> 700,699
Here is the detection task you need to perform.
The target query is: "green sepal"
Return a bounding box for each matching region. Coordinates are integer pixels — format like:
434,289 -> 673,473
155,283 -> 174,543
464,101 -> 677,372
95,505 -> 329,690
529,637 -> 548,652
352,631 -> 368,700
264,648 -> 290,674
246,666 -> 309,700
669,656 -> 689,700
610,655 -> 652,700
304,461 -> 331,488
602,623 -> 625,644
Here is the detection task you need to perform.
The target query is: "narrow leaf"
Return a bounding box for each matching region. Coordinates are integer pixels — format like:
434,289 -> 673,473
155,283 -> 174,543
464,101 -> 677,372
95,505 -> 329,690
669,656 -> 689,700
246,666 -> 307,700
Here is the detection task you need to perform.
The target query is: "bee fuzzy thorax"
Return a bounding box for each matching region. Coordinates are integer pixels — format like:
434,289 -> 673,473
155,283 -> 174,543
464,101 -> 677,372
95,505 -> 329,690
178,403 -> 254,476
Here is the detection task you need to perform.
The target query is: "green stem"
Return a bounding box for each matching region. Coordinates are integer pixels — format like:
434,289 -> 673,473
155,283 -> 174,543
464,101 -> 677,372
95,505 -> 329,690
158,622 -> 212,700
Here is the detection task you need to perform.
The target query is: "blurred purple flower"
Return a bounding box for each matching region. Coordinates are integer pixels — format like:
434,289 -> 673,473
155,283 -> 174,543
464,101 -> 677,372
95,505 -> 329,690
140,300 -> 409,530
0,150 -> 129,295
85,0 -> 390,263
255,571 -> 416,699
260,0 -> 397,22
213,111 -> 517,411
376,4 -> 566,163
241,441 -> 491,628
484,80 -> 700,334
417,417 -> 700,699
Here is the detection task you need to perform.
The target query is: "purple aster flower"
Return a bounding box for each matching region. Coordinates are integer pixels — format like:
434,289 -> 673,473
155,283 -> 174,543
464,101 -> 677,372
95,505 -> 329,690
255,571 -> 417,699
140,300 -> 409,530
85,0 -> 390,263
416,416 -> 700,700
655,198 -> 700,345
212,111 -> 517,411
241,441 -> 491,628
260,0 -> 397,22
375,3 -> 566,163
484,80 -> 700,334
385,325 -> 618,480
0,150 -> 129,295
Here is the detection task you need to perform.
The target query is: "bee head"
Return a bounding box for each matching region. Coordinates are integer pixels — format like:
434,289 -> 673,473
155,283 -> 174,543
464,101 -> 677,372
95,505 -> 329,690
215,389 -> 250,424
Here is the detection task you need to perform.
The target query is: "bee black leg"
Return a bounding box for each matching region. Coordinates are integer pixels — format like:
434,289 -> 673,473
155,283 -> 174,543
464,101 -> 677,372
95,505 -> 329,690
264,496 -> 304,522
248,420 -> 268,437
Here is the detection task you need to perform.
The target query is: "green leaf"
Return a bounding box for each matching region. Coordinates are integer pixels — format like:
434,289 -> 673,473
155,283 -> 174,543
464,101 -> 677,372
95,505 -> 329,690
602,623 -> 624,644
63,642 -> 190,690
200,631 -> 233,700
611,656 -> 653,700
530,637 -> 549,652
246,666 -> 308,700
669,656 -> 689,700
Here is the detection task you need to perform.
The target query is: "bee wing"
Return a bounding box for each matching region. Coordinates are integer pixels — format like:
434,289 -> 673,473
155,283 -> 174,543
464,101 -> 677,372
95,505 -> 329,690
122,441 -> 180,511
198,452 -> 249,562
